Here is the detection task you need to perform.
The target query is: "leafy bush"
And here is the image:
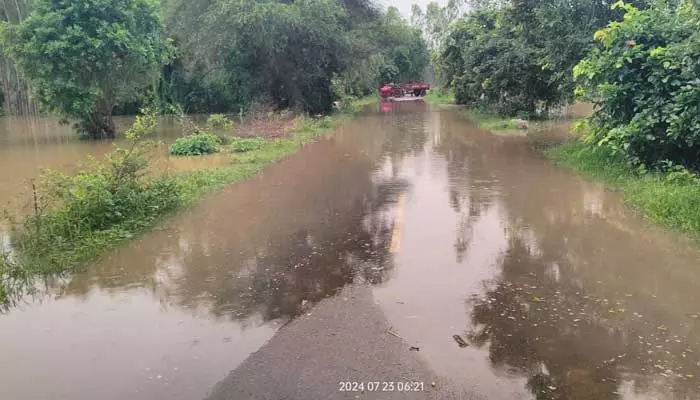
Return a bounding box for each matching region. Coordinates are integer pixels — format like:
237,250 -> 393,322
13,111 -> 181,270
170,133 -> 221,156
574,2 -> 700,170
229,137 -> 267,153
206,114 -> 234,130
317,116 -> 334,129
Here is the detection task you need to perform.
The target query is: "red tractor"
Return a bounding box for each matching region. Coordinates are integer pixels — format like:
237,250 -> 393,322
379,81 -> 430,100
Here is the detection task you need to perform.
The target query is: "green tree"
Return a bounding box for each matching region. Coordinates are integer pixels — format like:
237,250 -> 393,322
574,1 -> 700,169
435,0 -> 648,117
1,0 -> 171,138
0,0 -> 38,116
167,0 -> 429,111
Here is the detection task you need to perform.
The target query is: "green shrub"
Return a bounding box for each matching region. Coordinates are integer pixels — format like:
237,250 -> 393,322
206,114 -> 234,130
574,2 -> 700,170
12,111 -> 182,271
317,116 -> 334,129
170,133 -> 221,156
229,137 -> 267,153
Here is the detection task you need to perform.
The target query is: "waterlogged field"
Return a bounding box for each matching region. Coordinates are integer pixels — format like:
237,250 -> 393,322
0,101 -> 374,307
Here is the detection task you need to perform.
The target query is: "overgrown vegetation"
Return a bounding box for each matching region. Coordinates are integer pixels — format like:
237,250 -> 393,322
4,111 -> 180,277
206,114 -> 234,131
229,137 -> 267,153
544,1 -> 700,236
574,1 -> 700,171
1,0 -> 427,136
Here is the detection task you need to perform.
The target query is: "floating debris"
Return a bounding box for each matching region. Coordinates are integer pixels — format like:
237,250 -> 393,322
387,329 -> 403,339
453,334 -> 469,348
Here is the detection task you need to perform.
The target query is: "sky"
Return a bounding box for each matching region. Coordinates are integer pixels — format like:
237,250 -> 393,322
380,0 -> 448,19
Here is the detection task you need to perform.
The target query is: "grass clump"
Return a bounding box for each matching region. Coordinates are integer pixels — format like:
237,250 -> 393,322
424,88 -> 454,105
462,109 -> 522,134
206,114 -> 234,130
169,133 -> 221,156
229,137 -> 266,153
547,141 -> 700,236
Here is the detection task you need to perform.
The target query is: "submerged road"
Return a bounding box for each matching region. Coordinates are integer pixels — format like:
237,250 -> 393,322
3,102 -> 700,400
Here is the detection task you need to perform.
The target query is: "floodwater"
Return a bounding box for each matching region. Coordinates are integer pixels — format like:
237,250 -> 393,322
2,102 -> 700,399
0,115 -> 230,214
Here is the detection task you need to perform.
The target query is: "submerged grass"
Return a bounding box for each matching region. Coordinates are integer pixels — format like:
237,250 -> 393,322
424,88 -> 454,105
0,98 -> 373,307
547,141 -> 700,237
461,109 -> 522,135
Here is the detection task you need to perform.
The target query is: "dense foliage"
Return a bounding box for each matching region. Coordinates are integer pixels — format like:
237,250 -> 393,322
0,0 -> 37,115
574,1 -> 700,170
1,0 -> 428,133
165,0 -> 428,114
1,0 -> 171,138
435,0 -> 646,117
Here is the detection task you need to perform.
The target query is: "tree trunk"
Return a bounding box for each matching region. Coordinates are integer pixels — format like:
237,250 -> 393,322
79,110 -> 116,139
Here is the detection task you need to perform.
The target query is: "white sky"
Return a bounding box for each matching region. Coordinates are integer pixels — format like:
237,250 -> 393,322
380,0 -> 448,19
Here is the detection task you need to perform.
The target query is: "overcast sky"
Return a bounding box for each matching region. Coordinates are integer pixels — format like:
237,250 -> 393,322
379,0 -> 448,19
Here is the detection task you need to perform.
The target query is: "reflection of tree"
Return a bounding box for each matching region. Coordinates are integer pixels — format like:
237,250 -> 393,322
433,114 -> 499,263
435,112 -> 700,399
46,107 -> 424,328
469,237 -> 627,400
175,177 -> 406,323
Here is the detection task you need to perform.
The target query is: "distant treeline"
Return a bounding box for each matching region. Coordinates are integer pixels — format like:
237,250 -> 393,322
0,0 -> 429,138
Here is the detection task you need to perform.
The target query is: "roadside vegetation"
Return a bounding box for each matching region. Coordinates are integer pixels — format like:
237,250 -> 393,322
548,142 -> 700,236
549,2 -> 700,236
0,103 -> 367,307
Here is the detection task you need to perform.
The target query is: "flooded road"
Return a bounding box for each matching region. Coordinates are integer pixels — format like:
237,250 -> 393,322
2,102 -> 700,399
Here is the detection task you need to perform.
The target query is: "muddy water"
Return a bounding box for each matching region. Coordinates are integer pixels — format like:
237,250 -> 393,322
2,103 -> 700,399
0,115 -> 230,214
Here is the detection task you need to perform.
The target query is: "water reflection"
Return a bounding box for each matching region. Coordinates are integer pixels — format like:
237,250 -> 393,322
0,105 -> 430,400
432,113 -> 700,399
50,107 -> 427,325
5,102 -> 700,400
